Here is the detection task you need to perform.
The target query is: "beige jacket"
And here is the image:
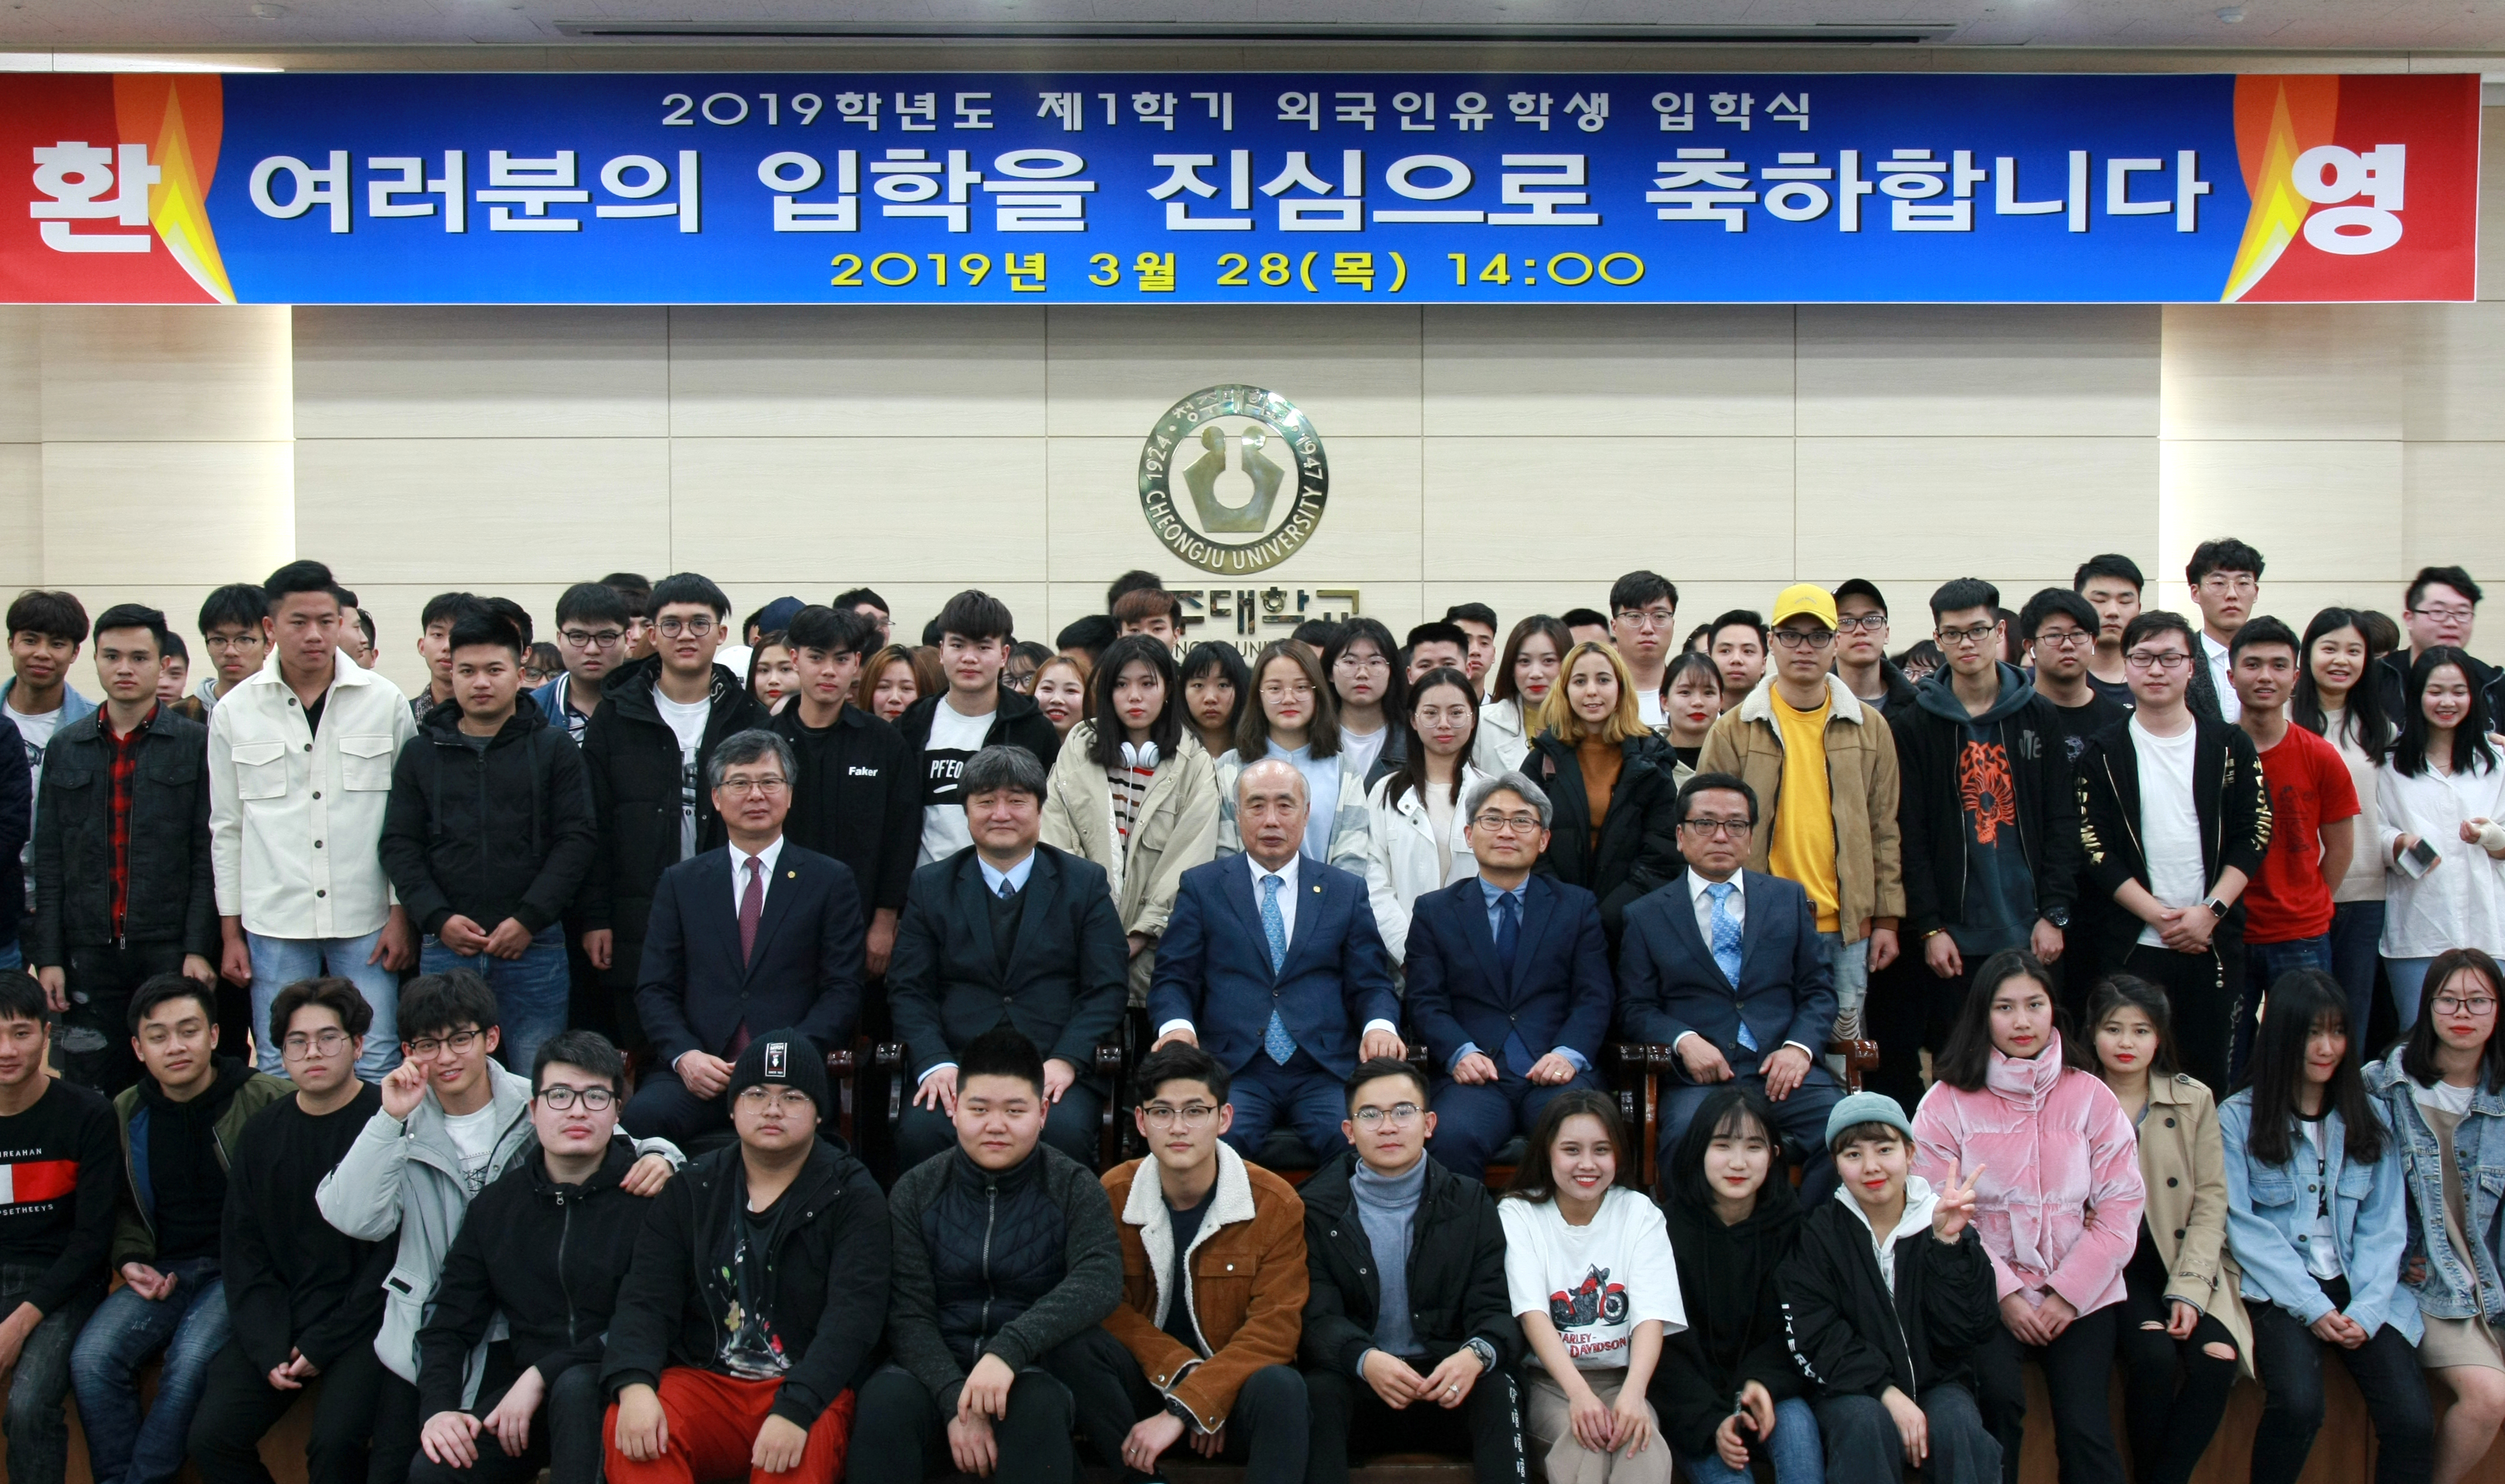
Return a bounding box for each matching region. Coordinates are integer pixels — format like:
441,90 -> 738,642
1040,724 -> 1221,1003
2135,1071 -> 2254,1373
1695,672 -> 1904,943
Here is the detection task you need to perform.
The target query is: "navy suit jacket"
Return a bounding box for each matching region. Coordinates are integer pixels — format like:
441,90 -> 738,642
634,840 -> 864,1068
1148,854 -> 1398,1079
1614,869 -> 1835,1082
885,844 -> 1129,1080
1404,874 -> 1614,1077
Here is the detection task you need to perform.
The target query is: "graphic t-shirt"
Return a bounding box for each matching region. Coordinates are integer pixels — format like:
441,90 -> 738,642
654,691 -> 712,860
440,1103 -> 505,1198
1766,693 -> 1841,932
1951,724 -> 2036,957
0,1080 -> 118,1309
2086,672 -> 2137,712
8,701 -> 61,913
2245,725 -> 2360,945
1499,1186 -> 1685,1372
719,1200 -> 790,1379
2044,693 -> 2127,766
919,702 -> 994,864
2132,717 -> 2206,949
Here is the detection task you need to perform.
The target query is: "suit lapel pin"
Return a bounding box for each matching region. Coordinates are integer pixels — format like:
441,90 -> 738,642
786,870 -> 797,879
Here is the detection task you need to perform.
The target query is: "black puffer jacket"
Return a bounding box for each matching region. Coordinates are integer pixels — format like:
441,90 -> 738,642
1523,730 -> 1685,940
1298,1150 -> 1521,1376
418,1142 -> 651,1418
1777,1187 -> 1999,1402
603,1138 -> 892,1429
1652,1179 -> 1806,1459
577,657 -> 766,980
884,1142 -> 1121,1412
29,706 -> 214,961
379,701 -> 597,939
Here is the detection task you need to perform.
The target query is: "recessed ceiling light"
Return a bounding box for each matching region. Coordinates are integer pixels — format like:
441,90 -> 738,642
2216,5 -> 2246,20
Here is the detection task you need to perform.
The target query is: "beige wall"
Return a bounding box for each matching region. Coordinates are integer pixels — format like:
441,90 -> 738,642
5,113 -> 2504,699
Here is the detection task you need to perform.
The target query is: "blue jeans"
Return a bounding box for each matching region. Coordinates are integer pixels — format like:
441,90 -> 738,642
0,940 -> 21,972
69,1259 -> 227,1484
2327,900 -> 2387,1050
246,928 -> 399,1081
2234,935 -> 2332,1084
1682,1395 -> 1824,1484
2388,955 -> 2440,1032
1819,931 -> 1872,1039
420,926 -> 568,1075
0,1265 -> 95,1484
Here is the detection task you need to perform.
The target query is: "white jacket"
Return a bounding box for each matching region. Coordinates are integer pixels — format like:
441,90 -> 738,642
1473,698 -> 1534,776
209,651 -> 416,940
2376,758 -> 2505,958
1362,765 -> 1486,966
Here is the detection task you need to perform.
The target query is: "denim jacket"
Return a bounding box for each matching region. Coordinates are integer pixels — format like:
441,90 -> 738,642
2218,1088 -> 2420,1342
2364,1046 -> 2505,1323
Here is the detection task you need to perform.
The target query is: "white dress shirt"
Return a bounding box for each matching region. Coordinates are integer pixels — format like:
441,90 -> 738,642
1157,852 -> 1398,1044
2202,632 -> 2241,722
730,834 -> 786,915
1674,868 -> 1814,1062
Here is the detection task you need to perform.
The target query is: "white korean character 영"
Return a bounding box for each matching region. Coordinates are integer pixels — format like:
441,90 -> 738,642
760,150 -> 858,232
476,150 -> 589,232
1488,154 -> 1599,226
247,150 -> 350,234
1260,150 -> 1363,231
2293,144 -> 2401,252
368,152 -> 465,232
595,152 -> 700,232
1646,148 -> 1754,232
32,141 -> 159,251
1149,152 -> 1253,230
986,148 -> 1094,231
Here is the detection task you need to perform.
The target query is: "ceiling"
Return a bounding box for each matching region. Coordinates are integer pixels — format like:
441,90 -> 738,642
7,1 -> 2505,57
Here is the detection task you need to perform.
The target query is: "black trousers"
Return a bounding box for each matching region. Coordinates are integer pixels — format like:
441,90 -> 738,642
1055,1326 -> 1307,1484
1303,1356 -> 1525,1484
2120,939 -> 2244,1097
187,1335 -> 391,1484
2247,1276 -> 2434,1484
402,1345 -> 607,1484
848,1360 -> 1076,1484
55,939 -> 189,1097
1864,952 -> 1972,1112
1974,1308 -> 2125,1484
2115,1241 -> 2240,1484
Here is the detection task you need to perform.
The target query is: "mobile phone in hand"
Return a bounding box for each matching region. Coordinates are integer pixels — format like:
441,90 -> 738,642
2398,838 -> 2441,879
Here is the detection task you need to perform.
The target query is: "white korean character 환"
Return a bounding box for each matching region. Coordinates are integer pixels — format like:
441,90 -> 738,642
986,149 -> 1094,231
954,92 -> 995,129
1133,92 -> 1178,130
1191,91 -> 1235,130
594,152 -> 700,232
1877,148 -> 1985,232
874,148 -> 983,231
1509,92 -> 1553,131
1565,93 -> 1609,133
1374,154 -> 1482,224
1452,91 -> 1494,131
1335,92 -> 1378,130
835,92 -> 881,130
1646,148 -> 1754,231
1148,152 -> 1254,230
1488,154 -> 1600,225
1260,150 -> 1363,230
1760,152 -> 1836,222
247,151 -> 350,234
894,93 -> 939,131
1652,92 -> 1696,132
1709,92 -> 1753,130
1767,92 -> 1810,131
1393,92 -> 1437,131
368,152 -> 465,232
1277,91 -> 1322,131
759,150 -> 858,232
31,141 -> 159,253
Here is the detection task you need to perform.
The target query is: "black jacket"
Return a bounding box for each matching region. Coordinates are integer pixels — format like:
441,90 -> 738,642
0,715 -> 25,950
1865,659 -> 1920,721
221,1083 -> 394,1376
578,658 -> 768,978
886,845 -> 1128,1082
29,706 -> 214,962
2376,648 -> 2505,728
1888,665 -> 2083,941
417,1142 -> 650,1418
1652,1181 -> 1805,1459
896,686 -> 1064,773
603,1138 -> 891,1429
2075,714 -> 2272,964
634,844 -> 863,1068
1297,1151 -> 1521,1377
767,703 -> 920,920
1776,1191 -> 2000,1402
380,701 -> 598,939
1523,732 -> 1685,939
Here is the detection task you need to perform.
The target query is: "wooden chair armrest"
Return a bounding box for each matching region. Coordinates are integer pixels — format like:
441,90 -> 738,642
1827,1037 -> 1879,1094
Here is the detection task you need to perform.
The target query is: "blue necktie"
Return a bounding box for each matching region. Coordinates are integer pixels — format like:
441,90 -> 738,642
1260,874 -> 1295,1064
1708,881 -> 1757,1052
1493,891 -> 1532,1075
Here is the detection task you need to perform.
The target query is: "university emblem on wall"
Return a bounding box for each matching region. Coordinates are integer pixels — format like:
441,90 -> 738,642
1137,385 -> 1329,576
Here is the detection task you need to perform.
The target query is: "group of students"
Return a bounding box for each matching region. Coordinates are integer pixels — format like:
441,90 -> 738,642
0,539 -> 2502,1484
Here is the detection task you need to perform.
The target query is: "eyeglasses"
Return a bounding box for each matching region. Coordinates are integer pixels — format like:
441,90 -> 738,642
735,1087 -> 816,1112
1835,614 -> 1889,633
405,1027 -> 485,1058
1260,681 -> 1314,700
282,1028 -> 352,1055
2198,573 -> 2258,594
1141,1103 -> 1219,1128
1472,810 -> 1543,834
2413,604 -> 2476,623
2125,650 -> 2193,672
560,627 -> 624,650
1333,655 -> 1389,674
1679,816 -> 1752,838
654,616 -> 717,638
1771,628 -> 1834,650
1351,1103 -> 1423,1129
1936,623 -> 2000,648
718,775 -> 789,795
1614,607 -> 1678,631
2434,995 -> 2500,1017
2033,628 -> 2094,650
204,635 -> 261,652
538,1085 -> 616,1110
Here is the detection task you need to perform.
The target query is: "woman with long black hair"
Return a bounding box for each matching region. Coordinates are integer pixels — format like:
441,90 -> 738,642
2377,645 -> 2505,1025
2294,607 -> 2397,1040
1361,666 -> 1484,965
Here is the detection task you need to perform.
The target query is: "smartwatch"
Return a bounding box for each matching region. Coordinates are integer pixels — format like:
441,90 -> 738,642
2204,896 -> 2229,919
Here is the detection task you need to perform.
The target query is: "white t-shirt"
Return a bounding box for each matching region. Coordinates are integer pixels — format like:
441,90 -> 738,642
2132,716 -> 2206,948
2414,1077 -> 2477,1119
1499,1187 -> 1686,1372
654,691 -> 711,860
1636,687 -> 1667,731
2298,1116 -> 2344,1280
1341,724 -> 1389,784
8,701 -> 62,913
919,702 -> 994,864
442,1103 -> 505,1197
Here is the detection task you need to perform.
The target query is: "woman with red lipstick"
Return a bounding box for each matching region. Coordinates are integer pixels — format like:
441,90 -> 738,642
2377,646 -> 2505,1028
1040,635 -> 1220,1006
2293,608 -> 2396,1042
1911,950 -> 2143,1484
1660,653 -> 1723,771
2365,946 -> 2505,1484
1362,668 -> 1485,966
1650,1086 -> 1821,1484
2086,974 -> 2249,1484
1030,652 -> 1092,744
1475,615 -> 1570,775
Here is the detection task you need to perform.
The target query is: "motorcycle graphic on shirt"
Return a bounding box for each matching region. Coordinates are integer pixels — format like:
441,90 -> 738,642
1549,1266 -> 1629,1328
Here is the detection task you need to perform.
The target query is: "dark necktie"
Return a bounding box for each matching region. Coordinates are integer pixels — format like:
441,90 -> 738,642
1495,892 -> 1533,1077
740,856 -> 764,964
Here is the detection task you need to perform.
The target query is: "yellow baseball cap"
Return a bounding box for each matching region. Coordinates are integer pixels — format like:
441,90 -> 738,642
1771,583 -> 1838,631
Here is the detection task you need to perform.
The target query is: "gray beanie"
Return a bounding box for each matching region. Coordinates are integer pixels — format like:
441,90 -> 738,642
1824,1090 -> 1915,1153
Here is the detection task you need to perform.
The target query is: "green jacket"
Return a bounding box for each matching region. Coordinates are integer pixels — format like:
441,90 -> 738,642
111,1056 -> 294,1269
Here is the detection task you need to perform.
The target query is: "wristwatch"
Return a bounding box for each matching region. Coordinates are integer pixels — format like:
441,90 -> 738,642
2203,896 -> 2229,919
2041,906 -> 2070,929
1463,1337 -> 1498,1373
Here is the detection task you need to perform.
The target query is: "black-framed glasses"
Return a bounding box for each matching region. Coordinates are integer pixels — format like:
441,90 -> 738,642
1936,623 -> 1999,648
560,627 -> 624,650
1771,628 -> 1834,650
537,1085 -> 616,1110
1679,816 -> 1752,838
1141,1103 -> 1219,1128
1835,613 -> 1889,633
405,1028 -> 485,1058
655,616 -> 716,638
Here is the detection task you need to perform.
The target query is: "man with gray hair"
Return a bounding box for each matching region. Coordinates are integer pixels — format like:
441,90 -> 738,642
887,744 -> 1129,1167
1149,759 -> 1400,1163
622,728 -> 865,1142
1400,771 -> 1614,1178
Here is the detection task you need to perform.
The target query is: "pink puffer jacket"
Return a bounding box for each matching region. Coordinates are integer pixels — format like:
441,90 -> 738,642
1911,1033 -> 2145,1315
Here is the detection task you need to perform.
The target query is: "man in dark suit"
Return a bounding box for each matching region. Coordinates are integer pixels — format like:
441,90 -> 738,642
888,744 -> 1128,1167
1405,772 -> 1614,1179
1618,771 -> 1841,1200
1150,759 -> 1401,1164
622,728 -> 863,1142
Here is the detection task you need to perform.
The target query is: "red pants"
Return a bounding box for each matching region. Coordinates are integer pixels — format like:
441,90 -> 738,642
603,1369 -> 855,1484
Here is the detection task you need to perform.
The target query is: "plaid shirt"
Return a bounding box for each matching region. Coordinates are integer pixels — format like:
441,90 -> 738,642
102,705 -> 156,940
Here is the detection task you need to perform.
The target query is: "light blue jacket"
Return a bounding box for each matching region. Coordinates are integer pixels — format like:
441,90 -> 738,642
2364,1045 -> 2505,1323
2219,1088 -> 2420,1341
0,678 -> 95,732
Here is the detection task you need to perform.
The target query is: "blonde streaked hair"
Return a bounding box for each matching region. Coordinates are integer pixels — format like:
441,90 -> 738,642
1536,640 -> 1646,745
